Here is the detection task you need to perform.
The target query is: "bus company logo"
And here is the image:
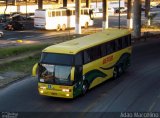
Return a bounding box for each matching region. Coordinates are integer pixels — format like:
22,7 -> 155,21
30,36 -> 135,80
103,55 -> 113,64
1,112 -> 18,118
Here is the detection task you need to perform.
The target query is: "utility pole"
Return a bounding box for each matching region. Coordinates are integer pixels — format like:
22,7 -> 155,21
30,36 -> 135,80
118,0 -> 121,29
127,0 -> 133,29
75,0 -> 81,34
63,0 -> 67,7
86,0 -> 91,8
56,0 -> 60,4
4,0 -> 8,21
133,0 -> 141,38
102,0 -> 108,30
12,0 -> 16,5
145,0 -> 150,26
26,0 -> 28,19
38,0 -> 43,9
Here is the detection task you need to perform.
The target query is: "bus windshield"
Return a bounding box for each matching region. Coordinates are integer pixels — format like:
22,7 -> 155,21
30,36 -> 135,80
40,52 -> 74,66
39,64 -> 72,85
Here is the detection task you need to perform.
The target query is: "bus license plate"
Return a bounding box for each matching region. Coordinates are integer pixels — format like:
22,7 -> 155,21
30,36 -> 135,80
48,85 -> 52,89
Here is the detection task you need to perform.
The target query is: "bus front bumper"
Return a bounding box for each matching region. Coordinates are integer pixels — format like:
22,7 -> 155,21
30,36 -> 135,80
38,83 -> 73,99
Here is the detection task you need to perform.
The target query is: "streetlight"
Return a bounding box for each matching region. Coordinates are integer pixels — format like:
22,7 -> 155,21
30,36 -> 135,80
26,0 -> 28,20
118,0 -> 121,29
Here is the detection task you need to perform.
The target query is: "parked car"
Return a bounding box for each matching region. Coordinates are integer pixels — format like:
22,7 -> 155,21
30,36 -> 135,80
0,14 -> 12,23
156,4 -> 160,8
115,7 -> 127,13
4,21 -> 24,30
0,31 -> 4,37
12,14 -> 25,21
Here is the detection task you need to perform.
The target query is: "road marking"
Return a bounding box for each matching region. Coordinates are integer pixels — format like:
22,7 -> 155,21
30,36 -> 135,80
149,102 -> 156,112
7,38 -> 17,40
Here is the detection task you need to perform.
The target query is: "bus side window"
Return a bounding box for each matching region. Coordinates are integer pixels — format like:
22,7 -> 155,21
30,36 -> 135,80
115,39 -> 121,51
122,37 -> 127,48
56,11 -> 60,16
62,11 -> 66,16
115,38 -> 122,50
84,50 -> 91,64
90,46 -> 101,61
66,10 -> 71,16
48,11 -> 52,17
72,10 -> 75,15
107,41 -> 115,54
75,52 -> 83,65
101,44 -> 107,57
52,11 -> 55,17
81,10 -> 84,15
128,34 -> 131,46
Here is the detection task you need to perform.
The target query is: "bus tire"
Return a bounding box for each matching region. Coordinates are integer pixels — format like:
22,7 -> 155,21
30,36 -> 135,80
82,81 -> 89,95
84,22 -> 89,29
62,24 -> 66,31
118,64 -> 123,75
113,67 -> 118,79
56,24 -> 61,31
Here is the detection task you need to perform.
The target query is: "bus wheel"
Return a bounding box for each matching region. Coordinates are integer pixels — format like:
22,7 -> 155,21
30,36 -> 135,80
82,81 -> 89,95
62,24 -> 66,31
118,64 -> 123,75
56,24 -> 61,31
113,67 -> 118,79
84,22 -> 88,29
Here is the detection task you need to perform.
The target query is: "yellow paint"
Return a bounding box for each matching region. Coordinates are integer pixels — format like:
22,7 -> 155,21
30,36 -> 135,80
42,29 -> 131,54
85,47 -> 132,89
32,63 -> 38,77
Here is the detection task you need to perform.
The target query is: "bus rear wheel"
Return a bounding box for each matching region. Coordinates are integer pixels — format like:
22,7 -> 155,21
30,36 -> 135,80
62,24 -> 66,31
113,65 -> 123,79
84,22 -> 89,29
56,24 -> 61,31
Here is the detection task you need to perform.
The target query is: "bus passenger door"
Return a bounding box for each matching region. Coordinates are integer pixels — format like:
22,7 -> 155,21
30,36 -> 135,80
73,66 -> 83,97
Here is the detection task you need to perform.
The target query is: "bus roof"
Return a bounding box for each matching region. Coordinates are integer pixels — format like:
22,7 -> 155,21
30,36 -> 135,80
43,29 -> 131,54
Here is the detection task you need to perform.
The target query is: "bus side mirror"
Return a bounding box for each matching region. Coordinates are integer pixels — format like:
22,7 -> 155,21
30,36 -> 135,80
32,63 -> 38,77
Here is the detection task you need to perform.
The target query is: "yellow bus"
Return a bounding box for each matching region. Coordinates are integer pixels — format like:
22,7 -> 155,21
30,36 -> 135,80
32,29 -> 132,99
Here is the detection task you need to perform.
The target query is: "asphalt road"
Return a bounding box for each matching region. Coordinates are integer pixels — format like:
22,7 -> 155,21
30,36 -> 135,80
0,36 -> 160,117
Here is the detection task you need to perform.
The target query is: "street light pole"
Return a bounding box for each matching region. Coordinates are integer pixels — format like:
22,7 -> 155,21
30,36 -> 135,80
118,0 -> 121,29
26,0 -> 27,20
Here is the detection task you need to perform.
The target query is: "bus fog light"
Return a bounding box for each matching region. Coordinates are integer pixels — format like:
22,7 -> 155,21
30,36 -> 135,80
66,94 -> 70,97
40,90 -> 44,94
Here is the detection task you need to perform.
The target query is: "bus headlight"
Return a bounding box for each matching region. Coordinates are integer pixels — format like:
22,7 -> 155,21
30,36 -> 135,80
62,89 -> 71,92
39,86 -> 46,90
66,94 -> 70,97
40,90 -> 44,94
